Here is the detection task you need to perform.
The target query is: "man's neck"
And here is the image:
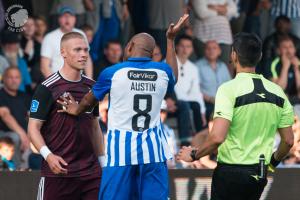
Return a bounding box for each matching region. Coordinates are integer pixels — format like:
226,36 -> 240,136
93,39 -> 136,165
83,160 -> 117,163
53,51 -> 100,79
60,27 -> 73,34
3,87 -> 17,96
60,65 -> 82,81
236,65 -> 256,74
178,57 -> 188,65
207,58 -> 217,69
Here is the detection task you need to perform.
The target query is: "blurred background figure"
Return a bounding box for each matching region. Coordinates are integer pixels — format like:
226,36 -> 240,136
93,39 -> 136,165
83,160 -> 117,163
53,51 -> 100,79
0,67 -> 31,168
266,36 -> 300,105
160,100 -> 179,169
0,31 -> 32,93
21,16 -> 43,87
175,35 -> 207,136
0,136 -> 16,171
34,16 -> 48,44
93,39 -> 122,80
195,40 -> 231,121
190,0 -> 237,68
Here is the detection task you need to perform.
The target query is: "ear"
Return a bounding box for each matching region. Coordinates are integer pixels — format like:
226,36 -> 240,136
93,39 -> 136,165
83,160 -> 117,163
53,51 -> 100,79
231,50 -> 238,63
128,41 -> 134,53
61,48 -> 66,59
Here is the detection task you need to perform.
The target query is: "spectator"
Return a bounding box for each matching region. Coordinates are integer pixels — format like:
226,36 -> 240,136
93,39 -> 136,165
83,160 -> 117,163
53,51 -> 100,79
0,68 -> 32,167
40,6 -> 93,78
195,40 -> 231,120
34,15 -> 48,44
49,1 -> 87,29
0,55 -> 9,84
81,24 -> 94,44
93,40 -> 122,80
0,137 -> 16,171
160,100 -> 178,169
0,31 -> 32,93
267,36 -> 300,104
90,0 -> 126,62
260,16 -> 300,75
152,44 -> 163,62
147,0 -> 185,56
270,0 -> 300,38
191,0 -> 237,66
174,35 -> 206,134
21,16 -> 44,86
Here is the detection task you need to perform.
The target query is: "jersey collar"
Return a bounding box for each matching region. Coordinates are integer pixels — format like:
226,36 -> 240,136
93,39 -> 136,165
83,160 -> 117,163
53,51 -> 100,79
236,72 -> 262,78
127,57 -> 152,62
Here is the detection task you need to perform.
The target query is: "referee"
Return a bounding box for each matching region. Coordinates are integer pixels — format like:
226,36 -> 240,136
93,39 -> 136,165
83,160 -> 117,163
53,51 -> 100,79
177,32 -> 294,200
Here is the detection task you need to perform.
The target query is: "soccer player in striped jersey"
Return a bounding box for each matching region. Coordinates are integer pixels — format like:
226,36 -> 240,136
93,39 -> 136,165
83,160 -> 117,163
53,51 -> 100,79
58,14 -> 189,200
28,32 -> 104,200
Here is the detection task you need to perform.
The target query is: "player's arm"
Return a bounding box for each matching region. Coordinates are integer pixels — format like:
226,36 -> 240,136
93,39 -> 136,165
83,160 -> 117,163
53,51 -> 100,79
28,85 -> 68,174
57,91 -> 98,116
166,14 -> 189,82
90,117 -> 105,167
269,95 -> 295,170
177,118 -> 230,162
273,127 -> 294,161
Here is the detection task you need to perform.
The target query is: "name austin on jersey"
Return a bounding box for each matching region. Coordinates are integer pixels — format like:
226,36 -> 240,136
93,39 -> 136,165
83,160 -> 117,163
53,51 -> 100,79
128,70 -> 157,92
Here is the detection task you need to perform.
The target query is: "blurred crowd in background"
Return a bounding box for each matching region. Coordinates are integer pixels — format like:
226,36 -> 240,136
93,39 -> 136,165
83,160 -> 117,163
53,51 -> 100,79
0,0 -> 300,171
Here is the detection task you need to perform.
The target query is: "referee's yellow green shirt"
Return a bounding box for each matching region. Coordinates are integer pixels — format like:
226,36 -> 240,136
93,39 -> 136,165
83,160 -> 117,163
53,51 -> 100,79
214,73 -> 294,165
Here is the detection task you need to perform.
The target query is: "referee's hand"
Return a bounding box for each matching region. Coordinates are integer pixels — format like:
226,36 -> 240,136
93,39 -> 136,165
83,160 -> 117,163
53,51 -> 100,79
46,154 -> 68,175
176,146 -> 194,162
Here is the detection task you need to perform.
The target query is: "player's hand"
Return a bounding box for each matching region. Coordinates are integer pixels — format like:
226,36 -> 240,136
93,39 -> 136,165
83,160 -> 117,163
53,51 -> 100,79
46,154 -> 68,175
57,93 -> 79,116
176,146 -> 194,162
166,14 -> 189,40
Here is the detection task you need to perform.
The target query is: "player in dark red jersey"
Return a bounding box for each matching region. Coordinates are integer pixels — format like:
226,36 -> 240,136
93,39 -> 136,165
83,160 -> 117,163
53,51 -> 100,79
28,32 -> 104,200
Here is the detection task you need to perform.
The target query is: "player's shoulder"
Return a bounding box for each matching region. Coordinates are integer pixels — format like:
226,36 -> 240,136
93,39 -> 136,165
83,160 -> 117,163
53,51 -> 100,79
261,75 -> 286,96
82,74 -> 96,85
41,72 -> 61,88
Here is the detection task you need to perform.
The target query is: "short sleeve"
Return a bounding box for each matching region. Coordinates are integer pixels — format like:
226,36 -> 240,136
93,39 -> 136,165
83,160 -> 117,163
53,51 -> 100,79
213,84 -> 234,121
92,68 -> 112,101
29,84 -> 54,120
41,34 -> 53,58
278,97 -> 294,128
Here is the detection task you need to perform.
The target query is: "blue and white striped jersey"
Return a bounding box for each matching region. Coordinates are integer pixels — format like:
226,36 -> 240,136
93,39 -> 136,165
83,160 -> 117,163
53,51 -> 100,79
92,57 -> 175,167
271,0 -> 300,18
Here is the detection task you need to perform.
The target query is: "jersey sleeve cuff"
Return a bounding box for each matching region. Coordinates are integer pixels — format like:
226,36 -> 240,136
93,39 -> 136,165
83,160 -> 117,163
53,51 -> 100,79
213,114 -> 232,122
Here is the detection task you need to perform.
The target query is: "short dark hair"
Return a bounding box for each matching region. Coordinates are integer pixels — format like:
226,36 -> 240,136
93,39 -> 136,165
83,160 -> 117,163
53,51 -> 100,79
104,39 -> 121,49
80,24 -> 94,33
275,15 -> 290,26
232,32 -> 262,67
0,137 -> 14,149
175,34 -> 193,46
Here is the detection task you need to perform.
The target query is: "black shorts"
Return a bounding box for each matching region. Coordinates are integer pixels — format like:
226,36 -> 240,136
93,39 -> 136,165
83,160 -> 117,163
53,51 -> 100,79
211,163 -> 268,200
37,173 -> 101,200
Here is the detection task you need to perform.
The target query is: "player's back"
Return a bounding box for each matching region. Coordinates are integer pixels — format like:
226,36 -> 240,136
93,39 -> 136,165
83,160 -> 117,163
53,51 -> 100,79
92,57 -> 175,167
214,73 -> 294,165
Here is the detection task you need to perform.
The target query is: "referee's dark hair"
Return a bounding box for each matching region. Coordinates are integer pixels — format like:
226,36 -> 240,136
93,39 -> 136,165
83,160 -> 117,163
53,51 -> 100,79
232,32 -> 262,68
